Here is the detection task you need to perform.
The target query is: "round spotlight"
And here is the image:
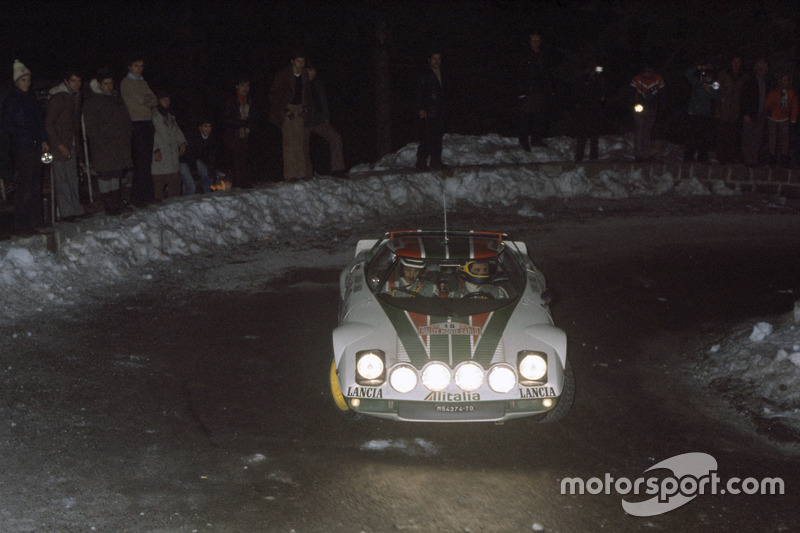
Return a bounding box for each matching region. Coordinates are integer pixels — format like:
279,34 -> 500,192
422,362 -> 451,392
454,362 -> 484,392
357,352 -> 384,380
519,353 -> 547,381
389,365 -> 418,393
488,364 -> 516,393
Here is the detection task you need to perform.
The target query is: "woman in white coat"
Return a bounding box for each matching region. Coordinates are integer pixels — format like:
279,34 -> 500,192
151,91 -> 187,200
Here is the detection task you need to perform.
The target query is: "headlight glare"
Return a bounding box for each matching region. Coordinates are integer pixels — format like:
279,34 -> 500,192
454,362 -> 484,392
356,350 -> 385,384
518,352 -> 548,382
389,365 -> 418,393
487,364 -> 516,393
422,362 -> 451,392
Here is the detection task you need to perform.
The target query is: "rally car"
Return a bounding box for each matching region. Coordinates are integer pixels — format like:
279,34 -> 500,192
330,230 -> 573,422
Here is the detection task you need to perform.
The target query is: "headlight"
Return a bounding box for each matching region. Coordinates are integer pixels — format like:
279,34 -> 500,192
634,103 -> 644,113
356,350 -> 385,384
422,362 -> 451,392
518,351 -> 547,382
389,364 -> 418,393
454,362 -> 484,392
487,364 -> 516,393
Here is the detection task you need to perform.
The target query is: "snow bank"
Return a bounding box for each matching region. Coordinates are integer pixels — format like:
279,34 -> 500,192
699,313 -> 800,433
0,133 -> 711,323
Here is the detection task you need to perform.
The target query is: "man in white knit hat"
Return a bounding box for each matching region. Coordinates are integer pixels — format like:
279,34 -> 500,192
1,60 -> 50,233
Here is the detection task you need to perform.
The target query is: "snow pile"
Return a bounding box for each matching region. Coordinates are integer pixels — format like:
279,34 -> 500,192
348,133 -> 684,171
699,313 -> 800,434
0,133 -> 712,324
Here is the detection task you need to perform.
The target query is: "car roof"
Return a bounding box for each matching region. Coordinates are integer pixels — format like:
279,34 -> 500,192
386,230 -> 506,260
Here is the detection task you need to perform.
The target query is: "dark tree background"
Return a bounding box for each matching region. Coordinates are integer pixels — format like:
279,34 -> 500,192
1,0 -> 797,180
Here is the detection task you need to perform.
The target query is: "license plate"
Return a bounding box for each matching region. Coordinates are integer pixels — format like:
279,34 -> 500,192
398,401 -> 505,420
434,404 -> 476,413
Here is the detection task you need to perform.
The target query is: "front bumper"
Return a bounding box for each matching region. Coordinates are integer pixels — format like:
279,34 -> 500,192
344,396 -> 559,422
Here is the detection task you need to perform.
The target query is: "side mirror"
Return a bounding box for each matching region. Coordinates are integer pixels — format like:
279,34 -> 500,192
541,288 -> 558,306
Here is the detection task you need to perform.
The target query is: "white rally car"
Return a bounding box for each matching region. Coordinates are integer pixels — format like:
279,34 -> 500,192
330,230 -> 574,422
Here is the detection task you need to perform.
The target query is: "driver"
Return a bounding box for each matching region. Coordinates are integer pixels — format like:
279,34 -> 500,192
451,260 -> 508,299
385,257 -> 438,297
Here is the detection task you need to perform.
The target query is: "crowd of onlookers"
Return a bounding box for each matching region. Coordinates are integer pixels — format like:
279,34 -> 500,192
0,51 -> 345,234
516,32 -> 798,167
1,38 -> 798,234
626,55 -> 798,168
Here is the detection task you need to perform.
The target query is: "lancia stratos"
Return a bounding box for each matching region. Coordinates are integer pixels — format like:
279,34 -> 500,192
330,230 -> 573,422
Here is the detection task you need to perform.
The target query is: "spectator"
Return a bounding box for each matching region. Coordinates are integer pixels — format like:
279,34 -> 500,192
684,64 -> 720,162
573,64 -> 606,162
45,67 -> 85,221
82,68 -> 132,215
415,50 -> 447,170
270,51 -> 311,181
1,60 -> 49,233
715,55 -> 746,164
764,74 -> 798,168
741,59 -> 769,167
223,75 -> 257,188
303,66 -> 345,178
516,32 -> 552,150
180,120 -> 217,194
120,57 -> 157,206
150,91 -> 187,200
629,66 -> 666,161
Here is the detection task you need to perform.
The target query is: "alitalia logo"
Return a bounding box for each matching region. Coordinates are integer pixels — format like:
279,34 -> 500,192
424,391 -> 480,402
419,322 -> 482,336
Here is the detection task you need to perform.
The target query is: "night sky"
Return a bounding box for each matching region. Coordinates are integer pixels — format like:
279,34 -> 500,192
1,0 -> 798,178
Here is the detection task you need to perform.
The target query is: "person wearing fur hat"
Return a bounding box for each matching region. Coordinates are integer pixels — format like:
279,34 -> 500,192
45,68 -> 86,221
1,60 -> 50,232
82,68 -> 133,215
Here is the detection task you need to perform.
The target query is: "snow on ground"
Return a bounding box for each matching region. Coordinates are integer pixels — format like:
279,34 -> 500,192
697,313 -> 800,432
1,132 -> 798,432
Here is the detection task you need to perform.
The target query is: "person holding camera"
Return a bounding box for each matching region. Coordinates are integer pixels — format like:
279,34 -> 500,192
684,64 -> 720,162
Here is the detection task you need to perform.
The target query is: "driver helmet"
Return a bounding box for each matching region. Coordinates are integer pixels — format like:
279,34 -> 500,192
459,261 -> 493,285
399,257 -> 426,269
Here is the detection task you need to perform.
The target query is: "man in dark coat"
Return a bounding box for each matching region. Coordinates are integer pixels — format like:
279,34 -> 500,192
270,52 -> 311,181
741,59 -> 769,167
1,60 -> 49,232
82,68 -> 132,215
415,50 -> 447,170
516,32 -> 552,150
303,66 -> 345,178
573,65 -> 606,162
223,75 -> 258,188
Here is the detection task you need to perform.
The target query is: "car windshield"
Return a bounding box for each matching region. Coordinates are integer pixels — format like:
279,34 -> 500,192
367,245 -> 524,315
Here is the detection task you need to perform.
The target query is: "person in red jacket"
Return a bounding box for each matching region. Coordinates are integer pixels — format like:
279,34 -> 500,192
763,74 -> 798,168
